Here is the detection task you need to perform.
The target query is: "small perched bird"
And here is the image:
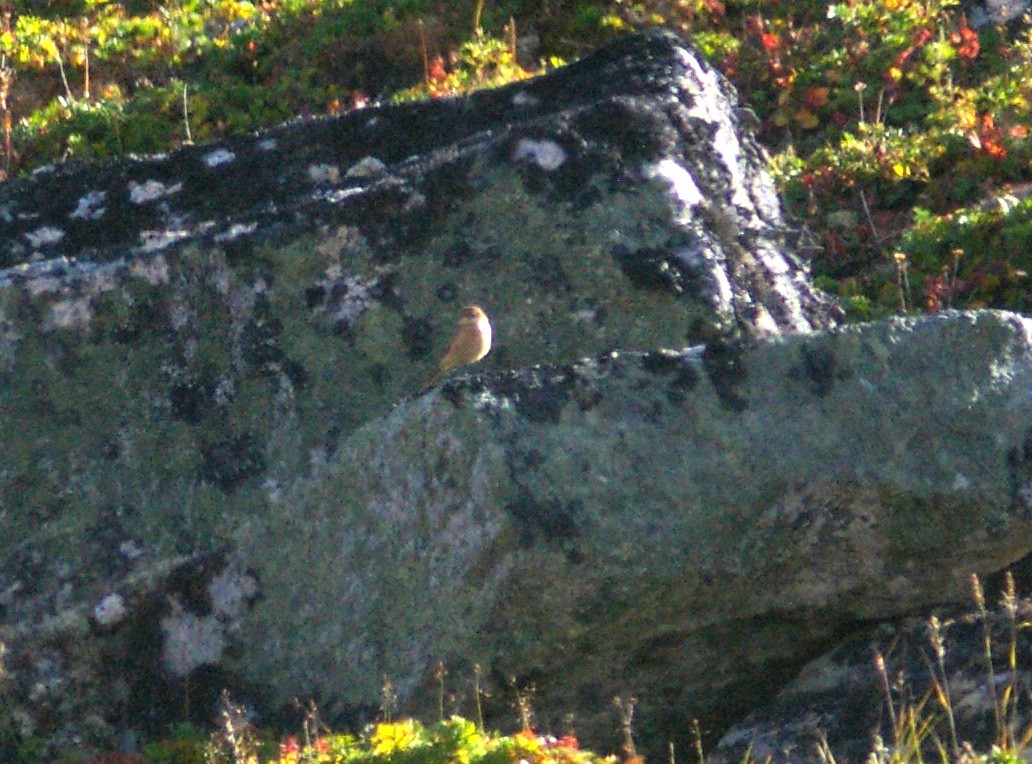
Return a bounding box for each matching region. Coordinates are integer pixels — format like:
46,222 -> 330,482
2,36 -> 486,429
425,305 -> 492,387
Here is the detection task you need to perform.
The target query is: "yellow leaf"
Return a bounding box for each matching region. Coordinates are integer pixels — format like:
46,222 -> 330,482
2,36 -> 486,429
892,163 -> 908,177
40,36 -> 59,60
370,720 -> 419,755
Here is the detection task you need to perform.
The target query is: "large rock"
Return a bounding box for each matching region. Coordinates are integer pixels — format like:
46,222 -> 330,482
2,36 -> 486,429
0,28 -> 839,754
227,310 -> 1032,755
714,579 -> 1032,764
4,27 -> 1019,762
7,301 -> 1032,758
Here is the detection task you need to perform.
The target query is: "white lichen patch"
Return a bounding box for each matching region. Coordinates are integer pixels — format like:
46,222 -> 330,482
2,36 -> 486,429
345,156 -> 387,178
128,253 -> 170,285
316,225 -> 369,259
208,565 -> 259,619
513,138 -> 567,171
512,91 -> 540,108
160,597 -> 226,678
137,228 -> 190,252
213,377 -> 236,407
308,163 -> 341,183
470,387 -> 515,414
70,190 -> 107,221
203,148 -> 236,167
128,179 -> 183,204
118,539 -> 145,560
258,138 -> 277,152
170,303 -> 192,330
26,275 -> 64,296
93,593 -> 127,626
25,226 -> 65,248
45,296 -> 93,330
674,47 -> 760,214
215,222 -> 258,242
311,265 -> 384,327
324,187 -> 365,204
643,158 -> 703,216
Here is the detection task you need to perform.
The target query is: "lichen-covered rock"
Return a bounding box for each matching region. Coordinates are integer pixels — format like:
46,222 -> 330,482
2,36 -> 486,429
0,26 -> 880,759
713,584 -> 1032,764
220,310 -> 1032,756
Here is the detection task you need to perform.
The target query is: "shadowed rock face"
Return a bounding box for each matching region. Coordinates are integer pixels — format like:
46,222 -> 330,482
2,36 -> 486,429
713,585 -> 1032,764
2,28 -> 1024,762
233,310 -> 1032,756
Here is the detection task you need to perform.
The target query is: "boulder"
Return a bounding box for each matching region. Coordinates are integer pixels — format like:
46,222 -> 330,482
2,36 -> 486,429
714,577 -> 1032,764
226,310 -> 1032,757
7,301 -> 1032,758
4,27 -> 1022,762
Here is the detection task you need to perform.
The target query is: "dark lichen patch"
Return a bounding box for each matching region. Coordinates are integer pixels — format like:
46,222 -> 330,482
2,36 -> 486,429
529,255 -> 572,296
170,379 -> 214,424
514,379 -> 572,424
547,151 -> 608,210
104,298 -> 166,345
221,234 -> 255,265
505,489 -> 583,547
796,341 -> 839,398
508,446 -> 547,478
401,316 -> 434,361
612,244 -> 694,294
401,161 -> 476,245
435,282 -> 457,302
441,239 -> 476,268
571,98 -> 670,164
640,350 -> 683,375
702,340 -> 748,412
641,349 -> 701,398
200,432 -> 266,492
43,335 -> 83,377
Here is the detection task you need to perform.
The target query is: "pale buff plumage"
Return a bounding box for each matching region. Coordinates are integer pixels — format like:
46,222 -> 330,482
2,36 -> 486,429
425,305 -> 492,387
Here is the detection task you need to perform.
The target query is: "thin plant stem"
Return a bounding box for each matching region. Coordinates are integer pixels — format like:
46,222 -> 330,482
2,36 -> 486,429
473,664 -> 485,731
927,615 -> 959,759
473,0 -> 485,35
875,651 -> 897,733
691,719 -> 705,764
972,574 -> 1005,740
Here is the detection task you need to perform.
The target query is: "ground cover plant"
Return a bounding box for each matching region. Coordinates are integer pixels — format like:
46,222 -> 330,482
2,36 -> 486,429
2,0 -> 1032,315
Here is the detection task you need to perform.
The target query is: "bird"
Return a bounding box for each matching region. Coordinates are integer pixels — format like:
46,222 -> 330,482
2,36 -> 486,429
425,305 -> 492,387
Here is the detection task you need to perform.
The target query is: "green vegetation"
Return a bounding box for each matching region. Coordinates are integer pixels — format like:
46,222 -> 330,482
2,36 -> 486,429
150,698 -> 613,764
3,0 -> 1032,316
